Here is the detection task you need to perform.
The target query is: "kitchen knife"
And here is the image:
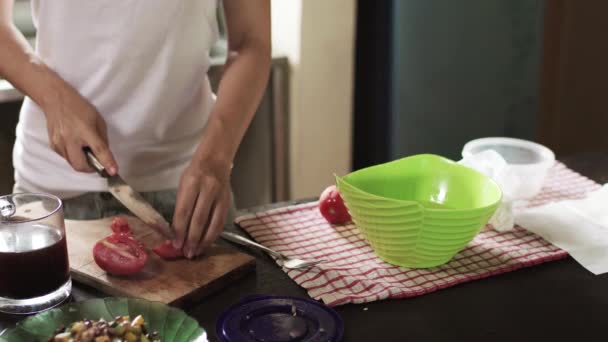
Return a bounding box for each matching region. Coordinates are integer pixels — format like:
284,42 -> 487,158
84,147 -> 175,239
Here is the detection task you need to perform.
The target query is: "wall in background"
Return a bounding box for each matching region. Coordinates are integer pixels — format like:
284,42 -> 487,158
389,0 -> 544,160
271,0 -> 356,199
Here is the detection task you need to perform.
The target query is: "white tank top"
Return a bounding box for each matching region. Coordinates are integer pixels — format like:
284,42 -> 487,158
13,0 -> 219,198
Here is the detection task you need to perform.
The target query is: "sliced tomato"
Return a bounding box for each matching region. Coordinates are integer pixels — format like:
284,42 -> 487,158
93,233 -> 148,275
152,240 -> 183,260
110,217 -> 132,235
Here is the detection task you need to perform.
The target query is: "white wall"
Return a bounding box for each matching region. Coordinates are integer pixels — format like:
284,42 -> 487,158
270,0 -> 301,64
271,0 -> 356,199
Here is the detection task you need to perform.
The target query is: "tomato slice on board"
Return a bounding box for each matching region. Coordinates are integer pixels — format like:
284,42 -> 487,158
110,217 -> 132,235
152,240 -> 183,260
319,185 -> 352,224
93,234 -> 148,275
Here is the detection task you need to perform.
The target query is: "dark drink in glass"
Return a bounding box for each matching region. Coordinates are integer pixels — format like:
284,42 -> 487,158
0,193 -> 71,314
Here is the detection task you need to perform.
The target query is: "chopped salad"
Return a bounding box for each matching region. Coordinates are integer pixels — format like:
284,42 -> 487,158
49,315 -> 161,342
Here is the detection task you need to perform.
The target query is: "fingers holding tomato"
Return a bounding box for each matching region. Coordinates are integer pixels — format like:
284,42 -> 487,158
152,240 -> 183,260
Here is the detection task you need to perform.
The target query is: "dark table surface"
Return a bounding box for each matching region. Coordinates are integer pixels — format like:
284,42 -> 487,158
2,152 -> 608,341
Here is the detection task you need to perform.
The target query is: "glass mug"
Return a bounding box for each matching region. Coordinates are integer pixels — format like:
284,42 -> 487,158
0,193 -> 71,314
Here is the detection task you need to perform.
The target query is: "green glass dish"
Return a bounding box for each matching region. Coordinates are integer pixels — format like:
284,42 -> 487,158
0,298 -> 206,342
336,154 -> 502,268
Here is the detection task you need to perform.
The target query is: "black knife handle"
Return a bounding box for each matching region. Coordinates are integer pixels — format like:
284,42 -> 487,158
83,147 -> 109,178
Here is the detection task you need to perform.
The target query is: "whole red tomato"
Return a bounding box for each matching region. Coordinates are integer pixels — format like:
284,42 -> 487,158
319,185 -> 351,224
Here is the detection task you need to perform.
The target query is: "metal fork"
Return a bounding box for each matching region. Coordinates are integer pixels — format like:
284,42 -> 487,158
220,231 -> 325,269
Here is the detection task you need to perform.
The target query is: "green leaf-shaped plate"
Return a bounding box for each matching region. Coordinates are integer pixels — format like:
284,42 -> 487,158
0,298 -> 206,342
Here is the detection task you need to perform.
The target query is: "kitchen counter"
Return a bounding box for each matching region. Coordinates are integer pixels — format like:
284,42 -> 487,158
1,152 -> 608,341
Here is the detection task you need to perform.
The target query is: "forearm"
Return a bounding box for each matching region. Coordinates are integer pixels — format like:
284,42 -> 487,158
0,22 -> 75,114
194,43 -> 271,168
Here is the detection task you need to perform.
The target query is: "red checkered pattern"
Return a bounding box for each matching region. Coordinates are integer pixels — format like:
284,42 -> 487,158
235,163 -> 600,306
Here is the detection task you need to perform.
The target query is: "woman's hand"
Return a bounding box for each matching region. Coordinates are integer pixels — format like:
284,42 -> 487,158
45,87 -> 118,174
171,0 -> 270,258
172,156 -> 232,259
0,2 -> 116,174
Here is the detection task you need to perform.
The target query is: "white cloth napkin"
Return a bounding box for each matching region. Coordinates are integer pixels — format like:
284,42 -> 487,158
459,150 -> 517,232
515,185 -> 608,275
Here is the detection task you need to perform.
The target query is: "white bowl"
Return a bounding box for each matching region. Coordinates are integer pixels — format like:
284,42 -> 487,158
462,137 -> 555,199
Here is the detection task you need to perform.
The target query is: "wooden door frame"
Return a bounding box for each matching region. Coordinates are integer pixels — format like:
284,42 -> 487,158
537,0 -> 565,153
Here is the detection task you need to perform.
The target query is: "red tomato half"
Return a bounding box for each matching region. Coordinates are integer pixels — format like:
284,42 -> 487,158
152,240 -> 184,260
110,217 -> 132,235
319,185 -> 351,224
93,234 -> 148,275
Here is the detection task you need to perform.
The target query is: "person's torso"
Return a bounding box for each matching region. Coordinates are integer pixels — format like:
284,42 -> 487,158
14,0 -> 219,198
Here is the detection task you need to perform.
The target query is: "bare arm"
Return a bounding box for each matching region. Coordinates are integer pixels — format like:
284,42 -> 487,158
0,0 -> 56,110
195,0 -> 272,167
0,0 -> 117,174
173,0 -> 271,257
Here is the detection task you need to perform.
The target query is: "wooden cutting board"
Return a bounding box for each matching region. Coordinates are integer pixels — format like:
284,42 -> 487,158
65,216 -> 255,307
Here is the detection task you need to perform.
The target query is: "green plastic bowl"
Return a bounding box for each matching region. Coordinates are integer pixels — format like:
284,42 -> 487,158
336,154 -> 501,268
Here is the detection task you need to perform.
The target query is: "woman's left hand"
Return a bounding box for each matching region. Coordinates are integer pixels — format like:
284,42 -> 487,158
170,0 -> 270,259
172,158 -> 232,259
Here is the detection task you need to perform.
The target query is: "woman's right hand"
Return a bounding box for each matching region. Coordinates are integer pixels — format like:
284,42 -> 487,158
1,1 -> 116,175
44,86 -> 118,175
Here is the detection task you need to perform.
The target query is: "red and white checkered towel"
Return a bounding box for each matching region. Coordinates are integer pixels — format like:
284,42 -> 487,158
235,163 -> 600,306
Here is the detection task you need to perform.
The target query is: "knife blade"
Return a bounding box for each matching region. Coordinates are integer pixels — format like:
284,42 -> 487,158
84,147 -> 175,239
